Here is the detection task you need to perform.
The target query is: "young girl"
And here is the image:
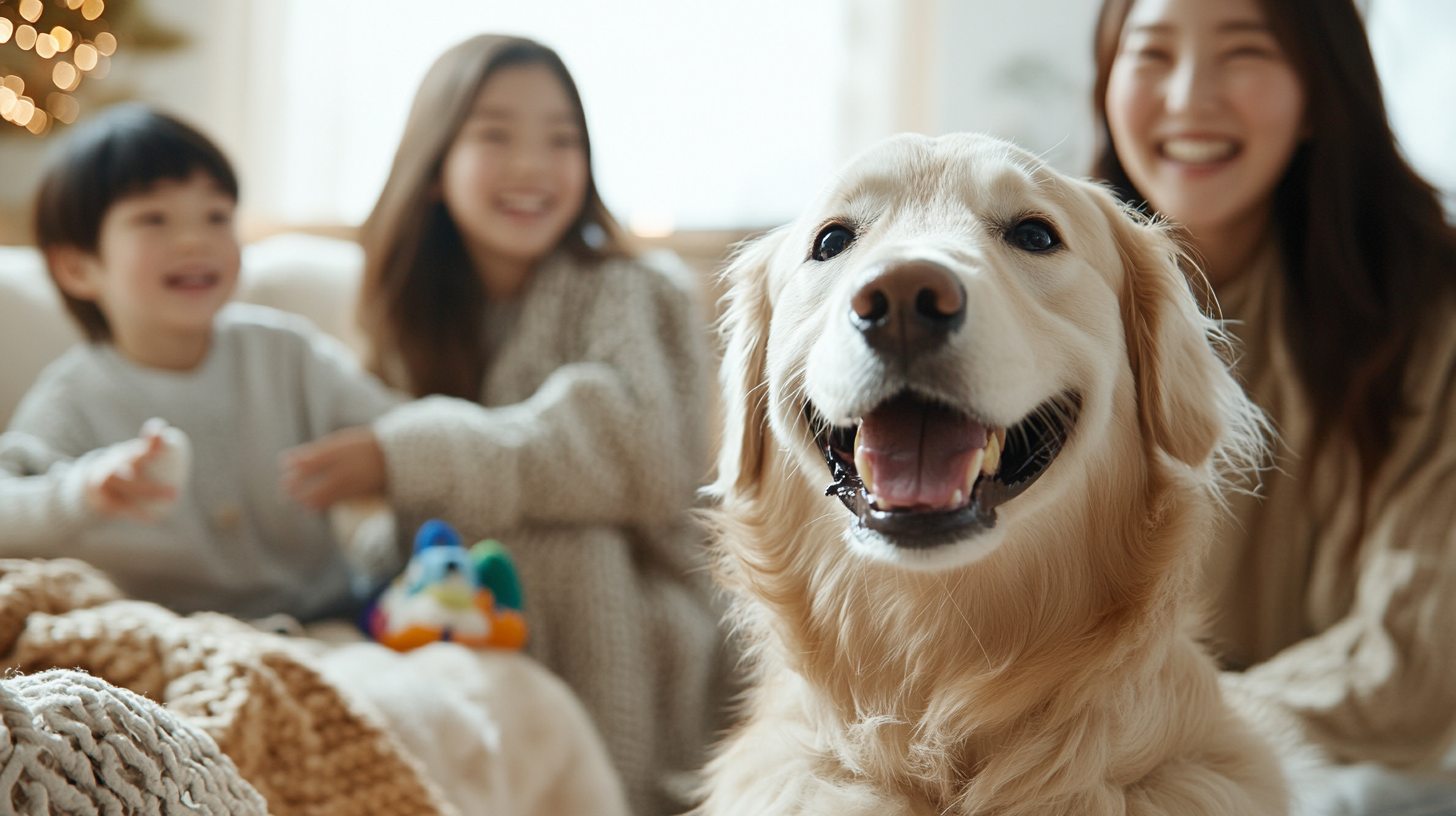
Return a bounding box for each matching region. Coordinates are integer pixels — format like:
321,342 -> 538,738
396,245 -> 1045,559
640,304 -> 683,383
1093,0 -> 1456,809
282,36 -> 724,816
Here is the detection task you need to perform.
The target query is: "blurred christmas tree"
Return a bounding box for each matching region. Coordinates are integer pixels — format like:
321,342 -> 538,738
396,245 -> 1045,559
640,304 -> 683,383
0,0 -> 183,136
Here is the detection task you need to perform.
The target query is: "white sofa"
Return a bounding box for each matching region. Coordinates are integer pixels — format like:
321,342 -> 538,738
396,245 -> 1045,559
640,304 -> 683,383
0,233 -> 370,428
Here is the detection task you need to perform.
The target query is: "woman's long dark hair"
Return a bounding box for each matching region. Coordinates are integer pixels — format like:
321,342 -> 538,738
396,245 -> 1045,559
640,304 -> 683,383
360,35 -> 628,399
1093,0 -> 1456,488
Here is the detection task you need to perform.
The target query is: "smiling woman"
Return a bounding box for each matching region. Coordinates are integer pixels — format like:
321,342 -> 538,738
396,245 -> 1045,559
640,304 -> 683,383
1092,0 -> 1456,806
277,35 -> 726,816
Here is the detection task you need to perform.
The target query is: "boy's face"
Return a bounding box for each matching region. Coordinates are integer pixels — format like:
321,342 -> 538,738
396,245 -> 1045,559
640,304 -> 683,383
53,170 -> 241,343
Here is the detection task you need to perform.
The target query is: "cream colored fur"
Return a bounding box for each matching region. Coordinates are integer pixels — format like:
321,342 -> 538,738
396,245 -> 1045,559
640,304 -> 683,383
701,133 -> 1285,815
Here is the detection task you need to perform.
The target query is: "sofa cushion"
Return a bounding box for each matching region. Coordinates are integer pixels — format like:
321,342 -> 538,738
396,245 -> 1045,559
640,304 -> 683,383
238,233 -> 368,356
0,246 -> 83,430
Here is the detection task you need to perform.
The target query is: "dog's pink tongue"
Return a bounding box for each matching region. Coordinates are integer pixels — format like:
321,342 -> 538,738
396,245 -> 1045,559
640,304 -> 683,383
859,396 -> 987,510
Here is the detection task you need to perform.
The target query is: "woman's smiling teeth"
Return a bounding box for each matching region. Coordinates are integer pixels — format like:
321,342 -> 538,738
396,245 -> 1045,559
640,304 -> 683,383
498,191 -> 552,215
1160,137 -> 1239,164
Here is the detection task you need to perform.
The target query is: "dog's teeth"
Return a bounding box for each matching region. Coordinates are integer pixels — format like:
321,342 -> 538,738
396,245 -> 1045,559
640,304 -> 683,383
952,489 -> 964,506
965,448 -> 985,494
982,432 -> 1001,476
853,425 -> 875,495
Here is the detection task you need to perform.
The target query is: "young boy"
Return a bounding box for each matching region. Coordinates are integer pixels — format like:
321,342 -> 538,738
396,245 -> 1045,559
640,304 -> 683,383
0,105 -> 402,621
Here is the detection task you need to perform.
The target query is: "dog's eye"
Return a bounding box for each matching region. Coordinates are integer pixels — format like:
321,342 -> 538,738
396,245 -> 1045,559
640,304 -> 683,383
812,225 -> 855,262
1009,219 -> 1061,253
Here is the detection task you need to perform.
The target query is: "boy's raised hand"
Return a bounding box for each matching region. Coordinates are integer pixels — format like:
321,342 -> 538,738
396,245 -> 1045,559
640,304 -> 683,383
85,419 -> 186,522
279,426 -> 388,511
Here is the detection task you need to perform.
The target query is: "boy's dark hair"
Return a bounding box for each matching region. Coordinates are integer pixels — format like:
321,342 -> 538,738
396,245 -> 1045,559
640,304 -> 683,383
33,104 -> 239,342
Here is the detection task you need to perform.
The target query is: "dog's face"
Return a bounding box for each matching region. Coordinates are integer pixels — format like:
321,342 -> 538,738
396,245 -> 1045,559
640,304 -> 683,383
715,133 -> 1243,570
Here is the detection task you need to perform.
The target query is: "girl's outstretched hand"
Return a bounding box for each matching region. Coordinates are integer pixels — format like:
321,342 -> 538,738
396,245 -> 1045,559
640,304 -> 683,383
280,426 -> 388,511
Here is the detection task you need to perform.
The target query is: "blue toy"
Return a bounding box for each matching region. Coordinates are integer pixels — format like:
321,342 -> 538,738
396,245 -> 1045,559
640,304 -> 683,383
367,520 -> 528,652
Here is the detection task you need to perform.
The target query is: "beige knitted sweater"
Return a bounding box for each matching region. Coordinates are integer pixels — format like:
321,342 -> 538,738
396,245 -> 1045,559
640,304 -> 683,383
1206,243 -> 1456,768
372,252 -> 724,816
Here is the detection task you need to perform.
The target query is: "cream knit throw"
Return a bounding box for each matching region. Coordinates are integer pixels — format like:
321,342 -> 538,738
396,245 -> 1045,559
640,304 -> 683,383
1,669 -> 268,815
0,558 -> 458,816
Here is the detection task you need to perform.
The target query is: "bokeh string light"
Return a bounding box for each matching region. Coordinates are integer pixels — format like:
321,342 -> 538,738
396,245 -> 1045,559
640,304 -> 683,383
0,0 -> 125,135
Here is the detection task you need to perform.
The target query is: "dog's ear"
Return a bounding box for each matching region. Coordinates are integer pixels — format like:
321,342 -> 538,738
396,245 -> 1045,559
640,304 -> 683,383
709,228 -> 788,498
1091,186 -> 1252,468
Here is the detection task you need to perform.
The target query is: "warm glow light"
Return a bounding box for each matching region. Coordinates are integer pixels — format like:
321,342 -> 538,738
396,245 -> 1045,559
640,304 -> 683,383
94,31 -> 117,56
67,0 -> 84,8
19,0 -> 43,23
52,27 -> 74,52
0,88 -> 16,118
90,55 -> 111,80
36,33 -> 59,60
16,24 -> 37,51
26,108 -> 49,134
47,92 -> 80,124
74,43 -> 98,71
81,0 -> 105,22
2,76 -> 23,95
0,19 -> 13,45
52,61 -> 79,91
12,97 -> 35,127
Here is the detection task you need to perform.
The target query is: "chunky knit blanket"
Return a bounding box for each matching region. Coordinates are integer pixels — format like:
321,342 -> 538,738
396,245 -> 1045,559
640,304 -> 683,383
0,558 -> 458,816
2,669 -> 268,815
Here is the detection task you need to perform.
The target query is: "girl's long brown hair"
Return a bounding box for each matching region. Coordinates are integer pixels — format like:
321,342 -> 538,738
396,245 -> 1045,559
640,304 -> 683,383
1092,0 -> 1456,489
360,35 -> 627,399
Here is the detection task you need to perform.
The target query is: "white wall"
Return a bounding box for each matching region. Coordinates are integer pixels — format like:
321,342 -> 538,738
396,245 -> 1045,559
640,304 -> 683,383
934,0 -> 1101,176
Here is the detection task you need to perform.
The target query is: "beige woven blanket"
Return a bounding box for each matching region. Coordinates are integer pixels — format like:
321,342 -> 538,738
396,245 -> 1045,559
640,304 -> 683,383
0,557 -> 458,816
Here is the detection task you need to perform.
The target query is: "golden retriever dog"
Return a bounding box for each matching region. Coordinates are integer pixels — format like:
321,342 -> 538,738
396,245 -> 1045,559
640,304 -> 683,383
700,133 -> 1285,815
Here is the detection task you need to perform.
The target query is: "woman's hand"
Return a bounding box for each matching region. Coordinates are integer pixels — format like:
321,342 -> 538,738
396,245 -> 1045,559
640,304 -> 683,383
280,426 -> 388,511
85,426 -> 177,521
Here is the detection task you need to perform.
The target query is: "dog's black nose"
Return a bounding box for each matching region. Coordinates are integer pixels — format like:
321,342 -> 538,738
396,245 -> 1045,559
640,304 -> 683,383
850,261 -> 966,357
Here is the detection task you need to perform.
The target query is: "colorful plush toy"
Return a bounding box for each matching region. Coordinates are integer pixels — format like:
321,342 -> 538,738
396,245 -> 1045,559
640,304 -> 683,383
367,519 -> 529,652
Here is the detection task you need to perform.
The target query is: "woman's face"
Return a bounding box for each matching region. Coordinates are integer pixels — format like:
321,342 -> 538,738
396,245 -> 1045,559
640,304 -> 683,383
440,62 -> 589,289
1105,0 -> 1305,238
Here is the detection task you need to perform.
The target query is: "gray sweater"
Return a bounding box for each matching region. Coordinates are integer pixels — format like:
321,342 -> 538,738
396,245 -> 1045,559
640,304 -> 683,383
372,252 -> 726,816
0,303 -> 403,621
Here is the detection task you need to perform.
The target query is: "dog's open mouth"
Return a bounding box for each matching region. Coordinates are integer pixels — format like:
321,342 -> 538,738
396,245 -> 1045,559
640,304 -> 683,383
810,391 -> 1079,548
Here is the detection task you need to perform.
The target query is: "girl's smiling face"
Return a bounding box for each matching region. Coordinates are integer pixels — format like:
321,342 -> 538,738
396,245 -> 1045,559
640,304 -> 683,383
1105,0 -> 1306,241
440,62 -> 590,298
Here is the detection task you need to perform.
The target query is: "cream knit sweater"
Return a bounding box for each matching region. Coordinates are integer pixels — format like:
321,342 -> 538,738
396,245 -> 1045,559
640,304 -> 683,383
372,252 -> 725,816
1206,242 -> 1456,769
